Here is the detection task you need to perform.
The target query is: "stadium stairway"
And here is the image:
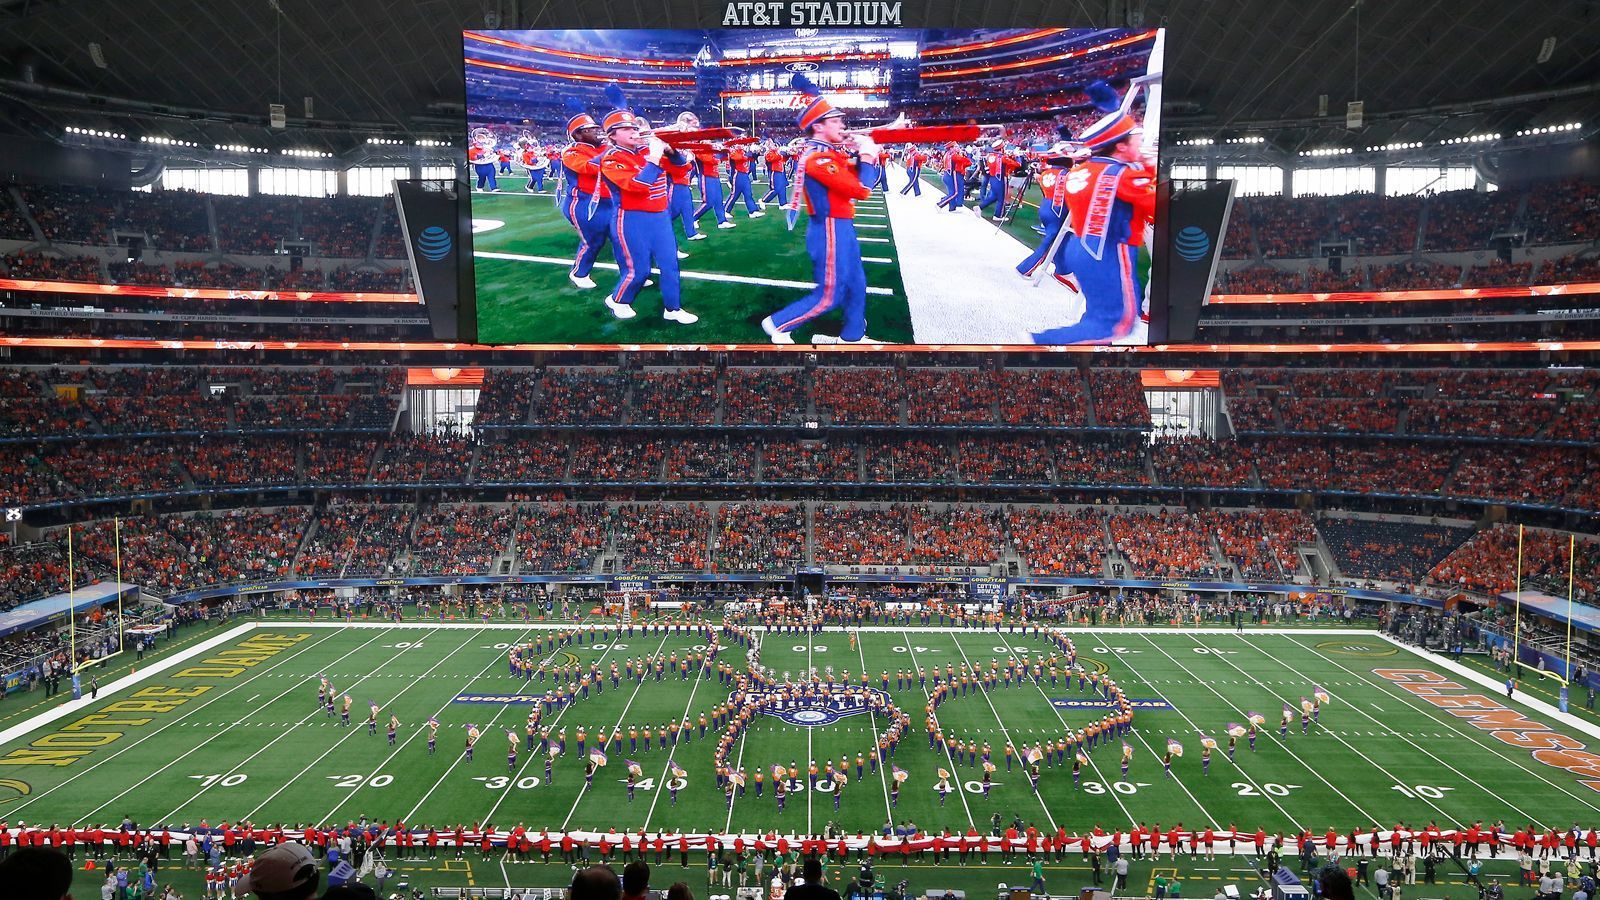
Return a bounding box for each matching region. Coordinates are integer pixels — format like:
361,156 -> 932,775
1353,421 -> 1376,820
6,186 -> 46,245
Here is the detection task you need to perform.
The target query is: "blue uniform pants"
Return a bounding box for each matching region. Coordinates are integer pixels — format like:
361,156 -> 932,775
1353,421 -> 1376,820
767,216 -> 866,341
761,172 -> 789,206
693,174 -> 728,224
900,166 -> 922,195
668,182 -> 699,239
612,207 -> 681,312
473,162 -> 498,191
1032,241 -> 1143,344
525,167 -> 546,192
725,171 -> 759,215
978,174 -> 1005,214
564,190 -> 613,279
937,171 -> 965,209
1016,202 -> 1072,278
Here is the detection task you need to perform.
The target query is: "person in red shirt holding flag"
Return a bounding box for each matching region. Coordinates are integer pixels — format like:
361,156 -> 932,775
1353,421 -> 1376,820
723,144 -> 764,219
1031,91 -> 1155,346
759,72 -> 884,346
595,88 -> 700,326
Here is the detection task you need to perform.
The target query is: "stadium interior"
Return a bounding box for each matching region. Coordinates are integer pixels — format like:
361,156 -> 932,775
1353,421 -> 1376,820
0,6 -> 1598,900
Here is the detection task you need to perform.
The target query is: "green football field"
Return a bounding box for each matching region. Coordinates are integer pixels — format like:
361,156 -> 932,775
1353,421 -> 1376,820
7,622 -> 1600,844
469,173 -> 913,345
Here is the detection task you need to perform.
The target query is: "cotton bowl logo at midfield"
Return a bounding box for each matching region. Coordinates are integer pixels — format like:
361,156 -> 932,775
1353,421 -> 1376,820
740,687 -> 891,727
1174,225 -> 1211,262
415,226 -> 453,261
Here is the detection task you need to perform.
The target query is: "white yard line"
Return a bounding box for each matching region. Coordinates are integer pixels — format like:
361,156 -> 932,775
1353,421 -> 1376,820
1137,633 -> 1363,829
300,628 -> 510,824
150,634 -> 438,823
559,632 -> 673,830
1242,632 -> 1547,827
960,630 -> 1136,827
486,629 -> 637,826
722,716 -> 752,834
404,628 -> 628,825
854,630 -> 895,823
11,625 -> 344,822
944,632 -> 1059,831
897,629 -> 977,832
1293,634 -> 1600,816
641,642 -> 718,833
1224,633 -> 1515,827
475,251 -> 895,296
807,629 -> 815,835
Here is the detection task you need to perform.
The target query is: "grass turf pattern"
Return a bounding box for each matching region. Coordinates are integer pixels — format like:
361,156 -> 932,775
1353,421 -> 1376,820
7,626 -> 1600,844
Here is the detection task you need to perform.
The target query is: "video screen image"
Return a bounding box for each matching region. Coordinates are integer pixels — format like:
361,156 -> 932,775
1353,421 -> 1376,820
465,27 -> 1164,346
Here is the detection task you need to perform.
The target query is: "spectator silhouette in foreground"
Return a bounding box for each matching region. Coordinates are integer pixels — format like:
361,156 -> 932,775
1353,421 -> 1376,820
0,846 -> 74,900
575,865 -> 625,900
233,842 -> 321,900
787,858 -> 843,900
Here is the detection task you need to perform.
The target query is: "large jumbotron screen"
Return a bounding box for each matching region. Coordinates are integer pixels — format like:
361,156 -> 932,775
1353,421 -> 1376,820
463,28 -> 1166,347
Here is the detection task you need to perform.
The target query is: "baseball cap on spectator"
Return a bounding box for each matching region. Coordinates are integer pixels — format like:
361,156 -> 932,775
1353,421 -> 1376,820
233,842 -> 320,900
0,846 -> 73,900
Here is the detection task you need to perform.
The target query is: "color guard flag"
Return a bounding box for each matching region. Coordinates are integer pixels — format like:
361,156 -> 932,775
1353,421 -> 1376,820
1247,712 -> 1266,727
892,766 -> 909,783
590,749 -> 608,766
1200,736 -> 1218,750
1226,723 -> 1247,738
1314,687 -> 1331,704
1166,739 -> 1183,757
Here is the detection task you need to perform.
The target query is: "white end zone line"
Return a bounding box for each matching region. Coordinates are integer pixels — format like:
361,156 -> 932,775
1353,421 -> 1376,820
0,621 -> 259,748
1376,632 -> 1600,744
475,251 -> 896,296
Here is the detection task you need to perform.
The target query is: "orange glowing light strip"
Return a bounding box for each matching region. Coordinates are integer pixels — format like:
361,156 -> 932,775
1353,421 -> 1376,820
0,277 -> 416,304
1141,369 -> 1222,389
464,31 -> 693,68
922,31 -> 1156,79
1208,282 -> 1600,304
920,28 -> 1070,58
716,51 -> 890,67
718,87 -> 891,98
407,366 -> 486,387
5,337 -> 1594,355
466,58 -> 696,87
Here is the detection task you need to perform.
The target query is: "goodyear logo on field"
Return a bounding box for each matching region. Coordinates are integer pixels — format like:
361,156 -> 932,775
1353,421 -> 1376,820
453,693 -> 542,704
1051,697 -> 1169,710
